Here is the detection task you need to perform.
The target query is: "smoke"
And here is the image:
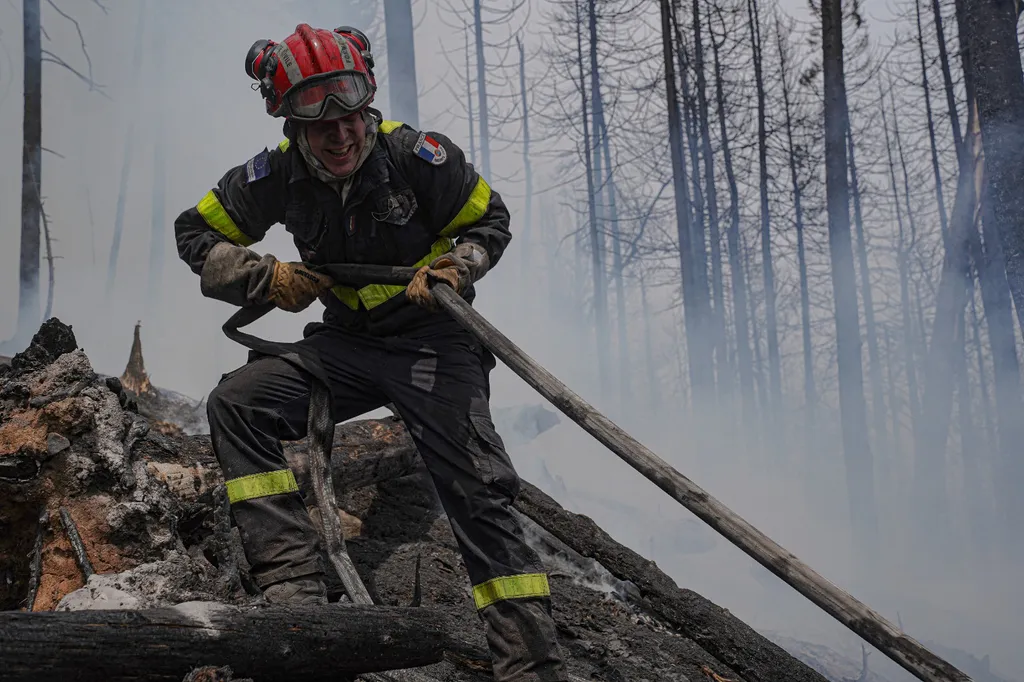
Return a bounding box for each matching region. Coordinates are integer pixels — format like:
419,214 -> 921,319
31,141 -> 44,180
0,1 -> 1020,679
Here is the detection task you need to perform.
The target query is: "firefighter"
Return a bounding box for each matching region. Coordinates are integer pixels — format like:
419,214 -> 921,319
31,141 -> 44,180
174,24 -> 568,681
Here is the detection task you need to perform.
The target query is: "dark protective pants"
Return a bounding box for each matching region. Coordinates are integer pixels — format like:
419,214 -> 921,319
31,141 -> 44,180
207,318 -> 568,682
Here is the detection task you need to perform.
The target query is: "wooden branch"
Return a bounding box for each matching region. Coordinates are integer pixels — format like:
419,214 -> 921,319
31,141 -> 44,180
25,508 -> 47,611
39,50 -> 111,98
432,284 -> 974,682
305,383 -> 442,682
58,506 -> 93,580
0,603 -> 447,681
44,0 -> 95,86
307,381 -> 371,605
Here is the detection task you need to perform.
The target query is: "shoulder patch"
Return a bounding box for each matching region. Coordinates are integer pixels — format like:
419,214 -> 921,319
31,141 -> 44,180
413,132 -> 447,166
244,148 -> 272,184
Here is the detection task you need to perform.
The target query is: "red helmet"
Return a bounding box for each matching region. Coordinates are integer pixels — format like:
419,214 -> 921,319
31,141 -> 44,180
245,24 -> 377,121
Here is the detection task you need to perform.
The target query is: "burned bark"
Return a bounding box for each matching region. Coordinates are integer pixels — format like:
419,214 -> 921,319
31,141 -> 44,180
384,0 -> 420,128
12,0 -> 43,352
776,16 -> 816,423
748,0 -> 782,412
710,3 -> 755,416
962,0 -> 1024,532
662,0 -> 713,400
0,603 -> 447,681
513,482 -> 829,682
821,0 -> 878,552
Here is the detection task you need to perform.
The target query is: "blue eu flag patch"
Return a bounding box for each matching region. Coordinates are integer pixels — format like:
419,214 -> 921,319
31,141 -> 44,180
245,148 -> 272,184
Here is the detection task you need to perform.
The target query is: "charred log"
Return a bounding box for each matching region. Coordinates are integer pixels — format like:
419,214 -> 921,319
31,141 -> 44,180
512,482 -> 829,682
0,603 -> 447,681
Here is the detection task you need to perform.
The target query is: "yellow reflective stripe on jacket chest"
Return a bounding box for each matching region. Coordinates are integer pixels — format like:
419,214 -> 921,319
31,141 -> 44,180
331,237 -> 454,310
329,120 -> 492,311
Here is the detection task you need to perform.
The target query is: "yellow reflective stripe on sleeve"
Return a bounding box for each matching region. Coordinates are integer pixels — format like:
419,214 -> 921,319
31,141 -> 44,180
379,120 -> 404,134
472,573 -> 551,610
440,176 -> 492,238
225,470 -> 299,504
278,138 -> 291,152
197,190 -> 255,247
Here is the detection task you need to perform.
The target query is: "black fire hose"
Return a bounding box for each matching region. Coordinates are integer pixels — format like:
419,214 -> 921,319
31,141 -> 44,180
220,263 -> 971,682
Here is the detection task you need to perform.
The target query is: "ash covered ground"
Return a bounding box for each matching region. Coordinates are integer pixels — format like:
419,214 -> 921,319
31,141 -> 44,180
3,319 -> 984,682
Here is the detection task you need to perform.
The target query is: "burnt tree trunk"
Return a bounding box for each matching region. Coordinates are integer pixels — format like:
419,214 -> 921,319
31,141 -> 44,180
600,115 -> 629,403
464,24 -> 476,165
776,16 -> 817,426
710,3 -> 755,415
917,0 -> 951,241
517,37 -> 533,283
931,0 -> 964,157
962,0 -> 1024,531
675,17 -> 711,345
822,0 -> 878,553
846,123 -> 887,454
693,0 -> 727,397
514,483 -> 830,682
663,0 -> 712,399
912,87 -> 980,538
13,0 -> 42,352
575,0 -> 610,391
384,0 -> 420,128
147,0 -> 168,311
881,88 -> 924,456
472,0 -> 490,179
747,0 -> 782,414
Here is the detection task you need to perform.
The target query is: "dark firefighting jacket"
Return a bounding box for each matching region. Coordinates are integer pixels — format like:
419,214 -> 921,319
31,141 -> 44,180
174,110 -> 511,334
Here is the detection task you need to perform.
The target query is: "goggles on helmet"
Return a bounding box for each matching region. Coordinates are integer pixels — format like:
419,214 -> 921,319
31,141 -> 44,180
285,72 -> 374,121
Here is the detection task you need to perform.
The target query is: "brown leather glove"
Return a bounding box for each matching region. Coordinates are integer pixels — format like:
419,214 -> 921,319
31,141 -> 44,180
268,261 -> 335,312
406,243 -> 489,311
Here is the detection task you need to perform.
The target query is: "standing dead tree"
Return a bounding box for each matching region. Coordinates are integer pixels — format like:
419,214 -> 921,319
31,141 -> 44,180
821,0 -> 878,554
7,0 -> 107,354
384,0 -> 420,127
961,0 -> 1024,534
708,0 -> 755,420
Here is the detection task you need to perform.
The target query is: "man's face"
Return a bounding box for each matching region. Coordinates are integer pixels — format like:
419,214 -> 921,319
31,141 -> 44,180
305,110 -> 366,177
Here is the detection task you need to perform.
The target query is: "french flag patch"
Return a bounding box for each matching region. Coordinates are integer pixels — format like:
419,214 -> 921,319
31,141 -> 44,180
413,132 -> 448,166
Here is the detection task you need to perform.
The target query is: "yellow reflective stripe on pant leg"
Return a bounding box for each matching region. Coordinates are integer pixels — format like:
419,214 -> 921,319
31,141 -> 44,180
440,176 -> 492,238
472,573 -> 551,610
197,190 -> 255,247
225,470 -> 299,504
353,237 -> 454,310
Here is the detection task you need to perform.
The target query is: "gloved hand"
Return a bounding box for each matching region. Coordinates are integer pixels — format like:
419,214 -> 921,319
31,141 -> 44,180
199,242 -> 333,312
267,260 -> 335,312
406,242 -> 489,311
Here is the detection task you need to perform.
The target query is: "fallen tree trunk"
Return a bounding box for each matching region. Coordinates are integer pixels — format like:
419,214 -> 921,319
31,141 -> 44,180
513,481 -> 829,682
0,603 -> 447,681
